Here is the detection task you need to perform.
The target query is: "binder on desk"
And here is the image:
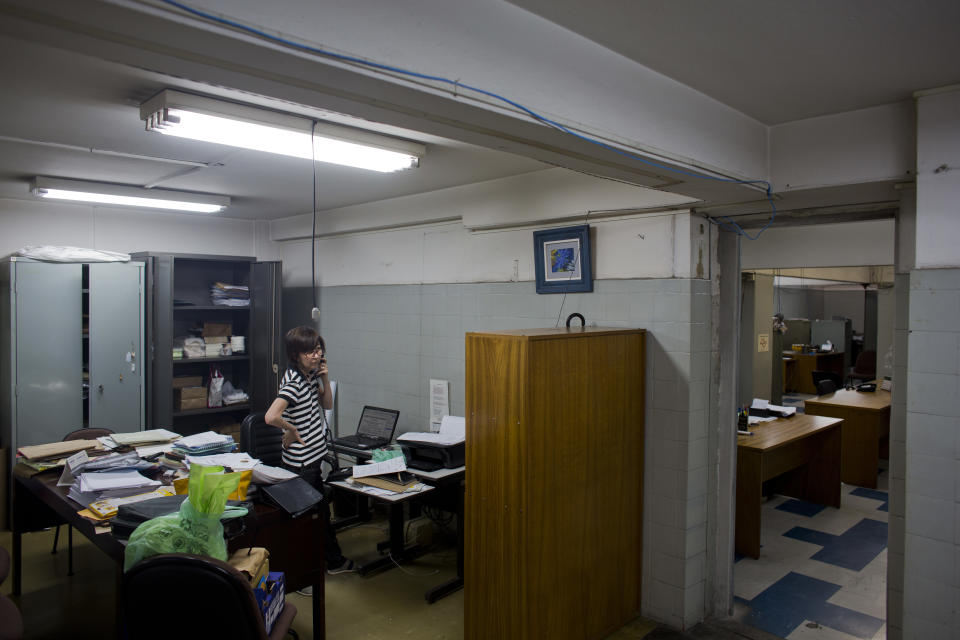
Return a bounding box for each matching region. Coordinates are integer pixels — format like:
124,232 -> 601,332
260,477 -> 323,518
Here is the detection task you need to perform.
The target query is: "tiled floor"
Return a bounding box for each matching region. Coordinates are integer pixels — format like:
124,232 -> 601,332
733,463 -> 889,640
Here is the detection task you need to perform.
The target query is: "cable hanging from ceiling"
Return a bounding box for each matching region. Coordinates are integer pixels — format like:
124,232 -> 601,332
157,0 -> 777,240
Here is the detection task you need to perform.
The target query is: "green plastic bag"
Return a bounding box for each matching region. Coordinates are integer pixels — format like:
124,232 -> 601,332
124,464 -> 246,571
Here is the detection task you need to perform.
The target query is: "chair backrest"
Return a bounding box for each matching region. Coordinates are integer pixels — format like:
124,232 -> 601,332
811,369 -> 842,391
853,350 -> 877,376
817,379 -> 838,395
63,428 -> 114,441
240,413 -> 283,467
123,553 -> 267,640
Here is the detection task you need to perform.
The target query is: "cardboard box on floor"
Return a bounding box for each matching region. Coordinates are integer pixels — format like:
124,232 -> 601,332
228,547 -> 270,587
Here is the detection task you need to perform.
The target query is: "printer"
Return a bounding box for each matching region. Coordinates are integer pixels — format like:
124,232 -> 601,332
397,415 -> 466,471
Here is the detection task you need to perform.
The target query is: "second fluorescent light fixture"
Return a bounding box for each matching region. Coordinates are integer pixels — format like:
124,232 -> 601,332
31,177 -> 230,213
140,90 -> 425,173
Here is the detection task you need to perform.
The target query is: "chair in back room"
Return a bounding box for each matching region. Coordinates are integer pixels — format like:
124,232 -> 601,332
52,428 -> 115,575
123,553 -> 298,640
848,349 -> 877,386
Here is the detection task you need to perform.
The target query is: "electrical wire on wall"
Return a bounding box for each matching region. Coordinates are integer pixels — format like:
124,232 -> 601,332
311,120 -> 318,320
554,209 -> 593,327
157,0 -> 777,240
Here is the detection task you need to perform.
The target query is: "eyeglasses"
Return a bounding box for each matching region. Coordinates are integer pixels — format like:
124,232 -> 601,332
306,346 -> 325,358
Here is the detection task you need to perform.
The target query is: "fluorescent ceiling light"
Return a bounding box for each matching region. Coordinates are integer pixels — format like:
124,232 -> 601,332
31,177 -> 230,214
140,90 -> 425,173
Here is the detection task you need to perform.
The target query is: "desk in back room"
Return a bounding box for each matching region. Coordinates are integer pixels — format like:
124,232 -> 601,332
803,386 -> 891,489
782,351 -> 845,394
736,414 -> 843,559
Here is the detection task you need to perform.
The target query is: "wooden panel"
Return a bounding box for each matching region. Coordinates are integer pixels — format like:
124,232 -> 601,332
465,333 -> 528,638
465,328 -> 644,640
787,352 -> 845,394
803,394 -> 890,489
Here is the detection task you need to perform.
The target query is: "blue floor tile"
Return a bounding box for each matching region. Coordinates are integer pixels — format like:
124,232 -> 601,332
776,498 -> 827,517
785,518 -> 887,571
851,487 -> 889,511
742,571 -> 884,639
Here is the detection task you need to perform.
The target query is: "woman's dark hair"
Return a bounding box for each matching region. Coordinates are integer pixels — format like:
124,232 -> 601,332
285,325 -> 325,364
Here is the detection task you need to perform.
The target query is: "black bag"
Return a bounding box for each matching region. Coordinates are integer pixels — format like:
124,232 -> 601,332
260,476 -> 324,518
111,494 -> 249,540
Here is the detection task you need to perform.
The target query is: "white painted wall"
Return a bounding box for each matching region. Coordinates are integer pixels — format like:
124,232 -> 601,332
0,198 -> 265,258
740,219 -> 895,269
271,168 -> 694,240
770,102 -> 915,191
915,89 -> 960,268
274,169 -> 699,287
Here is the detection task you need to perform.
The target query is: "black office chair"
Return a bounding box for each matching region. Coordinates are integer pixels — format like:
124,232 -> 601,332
816,379 -> 838,395
811,370 -> 842,395
124,553 -> 298,640
52,428 -> 115,575
241,412 -> 284,467
0,593 -> 23,639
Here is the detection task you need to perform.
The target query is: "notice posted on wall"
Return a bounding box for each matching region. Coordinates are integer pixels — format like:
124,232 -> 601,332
430,379 -> 449,433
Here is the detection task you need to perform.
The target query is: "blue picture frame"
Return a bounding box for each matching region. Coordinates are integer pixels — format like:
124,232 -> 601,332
533,224 -> 593,294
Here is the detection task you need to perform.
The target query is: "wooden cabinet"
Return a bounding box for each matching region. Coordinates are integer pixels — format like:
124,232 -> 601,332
465,327 -> 645,640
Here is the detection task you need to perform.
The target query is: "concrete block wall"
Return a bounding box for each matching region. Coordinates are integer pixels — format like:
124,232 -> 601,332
902,268 -> 960,639
307,276 -> 713,627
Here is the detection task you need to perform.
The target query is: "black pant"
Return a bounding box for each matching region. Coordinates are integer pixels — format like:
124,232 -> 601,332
282,460 -> 346,569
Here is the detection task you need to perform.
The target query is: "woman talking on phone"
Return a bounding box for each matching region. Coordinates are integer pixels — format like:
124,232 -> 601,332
265,325 -> 356,589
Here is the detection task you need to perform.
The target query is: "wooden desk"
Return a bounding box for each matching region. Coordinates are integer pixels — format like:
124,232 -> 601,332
12,466 -> 326,639
736,415 -> 842,558
803,387 -> 891,489
782,351 -> 845,394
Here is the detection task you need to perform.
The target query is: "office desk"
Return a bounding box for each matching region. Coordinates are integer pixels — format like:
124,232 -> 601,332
736,415 -> 842,558
329,465 -> 465,602
803,387 -> 891,489
12,466 -> 326,639
782,351 -> 845,394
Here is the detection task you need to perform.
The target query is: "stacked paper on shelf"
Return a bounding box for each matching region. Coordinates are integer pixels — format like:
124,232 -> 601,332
172,431 -> 237,456
211,282 -> 250,307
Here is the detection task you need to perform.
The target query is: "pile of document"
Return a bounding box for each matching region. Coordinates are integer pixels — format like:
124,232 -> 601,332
67,469 -> 161,508
210,282 -> 249,307
222,380 -> 249,405
172,431 -> 237,457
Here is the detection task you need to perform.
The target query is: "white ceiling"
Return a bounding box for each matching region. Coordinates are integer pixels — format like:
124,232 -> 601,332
0,35 -> 550,221
509,0 -> 960,125
1,2 -> 958,223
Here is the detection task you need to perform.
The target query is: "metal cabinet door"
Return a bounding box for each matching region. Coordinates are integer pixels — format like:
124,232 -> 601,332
14,262 -> 82,446
89,262 -> 144,430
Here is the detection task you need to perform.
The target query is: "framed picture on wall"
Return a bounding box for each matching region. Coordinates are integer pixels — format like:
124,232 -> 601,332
533,224 -> 593,294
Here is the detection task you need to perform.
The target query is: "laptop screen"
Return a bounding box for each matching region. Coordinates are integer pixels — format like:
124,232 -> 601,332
356,406 -> 400,440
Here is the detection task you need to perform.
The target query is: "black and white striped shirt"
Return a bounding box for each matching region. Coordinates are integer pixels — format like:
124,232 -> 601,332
277,367 -> 328,468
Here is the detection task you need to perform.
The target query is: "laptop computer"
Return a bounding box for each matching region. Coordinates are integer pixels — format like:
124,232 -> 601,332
333,405 -> 400,450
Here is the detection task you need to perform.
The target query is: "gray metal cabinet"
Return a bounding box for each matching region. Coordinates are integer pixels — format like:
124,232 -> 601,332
1,258 -> 144,464
133,253 -> 281,435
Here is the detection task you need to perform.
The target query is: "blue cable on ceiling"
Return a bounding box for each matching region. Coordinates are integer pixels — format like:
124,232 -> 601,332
158,0 -> 776,239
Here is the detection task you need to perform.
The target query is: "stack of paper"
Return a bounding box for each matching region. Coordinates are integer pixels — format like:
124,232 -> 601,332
68,469 -> 161,506
104,429 -> 181,449
397,415 -> 466,446
172,431 -> 237,456
184,451 -> 259,471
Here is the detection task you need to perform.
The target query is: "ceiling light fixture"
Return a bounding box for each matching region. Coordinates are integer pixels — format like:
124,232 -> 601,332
140,90 -> 425,173
31,177 -> 230,213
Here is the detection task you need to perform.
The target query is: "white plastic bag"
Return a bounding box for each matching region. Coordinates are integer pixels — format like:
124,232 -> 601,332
208,367 -> 224,408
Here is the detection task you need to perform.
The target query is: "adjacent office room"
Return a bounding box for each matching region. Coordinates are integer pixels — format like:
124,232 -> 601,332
2,2 -> 959,640
734,218 -> 896,640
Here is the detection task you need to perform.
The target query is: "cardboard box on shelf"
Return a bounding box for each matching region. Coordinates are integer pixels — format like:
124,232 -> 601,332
176,386 -> 207,410
203,336 -> 228,344
203,322 -> 232,337
178,397 -> 207,411
172,375 -> 203,388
